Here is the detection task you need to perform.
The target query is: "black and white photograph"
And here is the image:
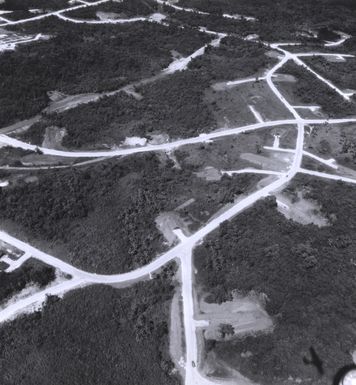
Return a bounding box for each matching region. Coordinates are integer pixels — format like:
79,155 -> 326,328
0,1 -> 356,384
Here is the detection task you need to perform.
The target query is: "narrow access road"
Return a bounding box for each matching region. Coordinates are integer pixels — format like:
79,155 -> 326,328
299,168 -> 356,184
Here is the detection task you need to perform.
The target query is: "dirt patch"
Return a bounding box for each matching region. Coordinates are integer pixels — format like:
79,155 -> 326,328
275,191 -> 329,227
41,126 -> 67,150
202,350 -> 258,385
324,56 -> 347,63
155,212 -> 191,246
96,11 -> 121,20
19,154 -> 75,167
265,50 -> 281,60
196,290 -> 271,385
198,291 -> 273,342
45,93 -> 102,114
335,164 -> 356,179
195,166 -> 222,181
169,284 -> 185,378
1,115 -> 41,135
255,175 -> 279,189
240,151 -> 293,172
272,73 -> 296,83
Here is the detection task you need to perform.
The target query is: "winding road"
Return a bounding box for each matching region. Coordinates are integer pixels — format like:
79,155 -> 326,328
0,3 -> 355,385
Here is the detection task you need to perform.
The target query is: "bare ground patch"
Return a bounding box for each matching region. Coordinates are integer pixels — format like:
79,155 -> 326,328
274,190 -> 329,227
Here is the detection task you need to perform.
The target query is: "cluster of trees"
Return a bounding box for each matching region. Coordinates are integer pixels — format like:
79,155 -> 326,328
164,7 -> 257,36
195,177 -> 356,384
304,56 -> 356,90
0,147 -> 34,166
176,0 -> 356,40
345,37 -> 356,55
0,259 -> 55,304
68,0 -> 158,19
21,34 -> 273,149
317,27 -> 339,41
0,20 -> 208,127
0,269 -> 179,385
0,167 -> 92,240
341,134 -> 356,163
0,154 -> 259,274
25,70 -> 216,148
18,123 -> 45,147
189,36 -> 272,82
280,62 -> 356,117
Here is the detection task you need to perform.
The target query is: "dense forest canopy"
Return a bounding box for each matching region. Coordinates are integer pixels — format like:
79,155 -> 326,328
195,177 -> 356,384
0,259 -> 55,305
0,155 -> 259,273
0,19 -> 208,127
0,267 -> 179,385
168,0 -> 356,42
277,62 -> 356,118
19,35 -> 272,149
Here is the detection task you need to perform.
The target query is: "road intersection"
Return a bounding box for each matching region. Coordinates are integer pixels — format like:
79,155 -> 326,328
0,2 -> 355,384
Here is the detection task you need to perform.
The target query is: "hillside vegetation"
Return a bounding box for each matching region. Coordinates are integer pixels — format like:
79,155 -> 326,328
195,177 -> 356,384
0,265 -> 178,385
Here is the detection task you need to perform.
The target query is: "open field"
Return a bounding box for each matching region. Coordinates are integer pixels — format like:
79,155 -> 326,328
208,81 -> 293,129
274,190 -> 329,227
175,126 -> 296,172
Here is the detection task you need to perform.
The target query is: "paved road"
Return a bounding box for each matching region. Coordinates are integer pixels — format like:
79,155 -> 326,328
325,32 -> 351,47
0,7 -> 355,385
1,118 -> 356,159
300,168 -> 356,184
264,147 -> 338,170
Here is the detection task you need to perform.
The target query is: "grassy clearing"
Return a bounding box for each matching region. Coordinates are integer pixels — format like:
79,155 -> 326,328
175,126 -> 296,172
